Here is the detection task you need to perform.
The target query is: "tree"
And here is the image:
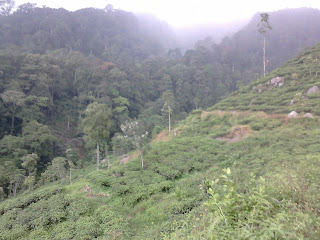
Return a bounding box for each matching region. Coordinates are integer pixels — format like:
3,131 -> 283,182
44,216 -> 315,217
22,121 -> 56,162
120,120 -> 148,168
5,161 -> 25,197
258,13 -> 272,77
104,4 -> 114,12
161,90 -> 175,132
21,153 -> 39,177
21,153 -> 39,190
66,149 -> 77,184
82,103 -> 112,170
112,96 -> 130,125
20,95 -> 49,124
111,133 -> 132,156
1,90 -> 25,135
23,176 -> 35,191
0,0 -> 15,16
51,157 -> 67,180
16,2 -> 36,14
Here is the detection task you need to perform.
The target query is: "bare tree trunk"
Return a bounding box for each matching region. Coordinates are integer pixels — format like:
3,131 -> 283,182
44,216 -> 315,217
69,169 -> 72,185
140,150 -> 144,169
96,143 -> 100,170
168,110 -> 171,132
105,146 -> 110,169
13,182 -> 18,197
74,70 -> 77,82
0,187 -> 5,201
67,115 -> 70,131
263,36 -> 266,77
10,110 -> 15,135
51,82 -> 55,101
8,183 -> 13,198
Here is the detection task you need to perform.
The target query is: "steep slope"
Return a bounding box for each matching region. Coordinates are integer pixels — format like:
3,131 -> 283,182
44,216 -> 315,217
1,109 -> 320,239
213,43 -> 320,115
2,42 -> 320,238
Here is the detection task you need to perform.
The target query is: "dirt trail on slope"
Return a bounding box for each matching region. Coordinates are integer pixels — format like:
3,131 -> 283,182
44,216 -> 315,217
121,151 -> 139,164
201,110 -> 288,121
151,130 -> 178,143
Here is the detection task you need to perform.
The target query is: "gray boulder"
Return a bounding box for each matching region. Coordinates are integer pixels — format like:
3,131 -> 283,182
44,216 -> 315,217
304,113 -> 313,118
120,154 -> 129,164
306,86 -> 319,95
288,111 -> 298,118
270,77 -> 284,87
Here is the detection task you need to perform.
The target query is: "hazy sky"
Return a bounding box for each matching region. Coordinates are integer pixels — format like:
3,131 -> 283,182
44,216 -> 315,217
15,0 -> 320,27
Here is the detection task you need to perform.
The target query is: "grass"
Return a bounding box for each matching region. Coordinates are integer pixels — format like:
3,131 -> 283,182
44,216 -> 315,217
2,109 -> 320,239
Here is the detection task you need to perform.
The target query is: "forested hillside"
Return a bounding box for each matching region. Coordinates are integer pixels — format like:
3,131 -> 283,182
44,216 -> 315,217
204,8 -> 320,85
1,2 -> 320,239
1,42 -> 320,239
0,4 -> 175,62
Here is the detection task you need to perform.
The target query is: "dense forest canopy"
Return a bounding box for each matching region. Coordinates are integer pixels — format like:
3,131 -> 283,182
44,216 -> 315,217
1,1 -> 320,233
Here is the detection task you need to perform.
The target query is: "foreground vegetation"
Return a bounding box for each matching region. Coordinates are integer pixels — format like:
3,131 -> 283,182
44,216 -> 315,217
1,109 -> 320,239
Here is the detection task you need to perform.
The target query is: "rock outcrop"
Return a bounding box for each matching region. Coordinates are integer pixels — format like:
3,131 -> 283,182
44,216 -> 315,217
306,86 -> 319,95
120,154 -> 129,164
270,77 -> 284,87
304,113 -> 313,118
288,111 -> 298,118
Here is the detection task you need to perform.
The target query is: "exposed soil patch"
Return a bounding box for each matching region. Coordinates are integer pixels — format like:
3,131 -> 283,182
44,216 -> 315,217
87,192 -> 110,198
82,184 -> 111,198
73,139 -> 86,159
201,110 -> 225,120
119,130 -> 178,165
216,125 -> 253,143
121,151 -> 139,164
201,110 -> 288,123
151,130 -> 176,143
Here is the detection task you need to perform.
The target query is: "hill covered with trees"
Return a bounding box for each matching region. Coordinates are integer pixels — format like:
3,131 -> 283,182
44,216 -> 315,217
1,2 -> 320,238
1,41 -> 320,239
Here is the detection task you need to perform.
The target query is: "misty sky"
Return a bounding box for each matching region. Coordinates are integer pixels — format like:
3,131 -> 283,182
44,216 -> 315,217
15,0 -> 320,27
